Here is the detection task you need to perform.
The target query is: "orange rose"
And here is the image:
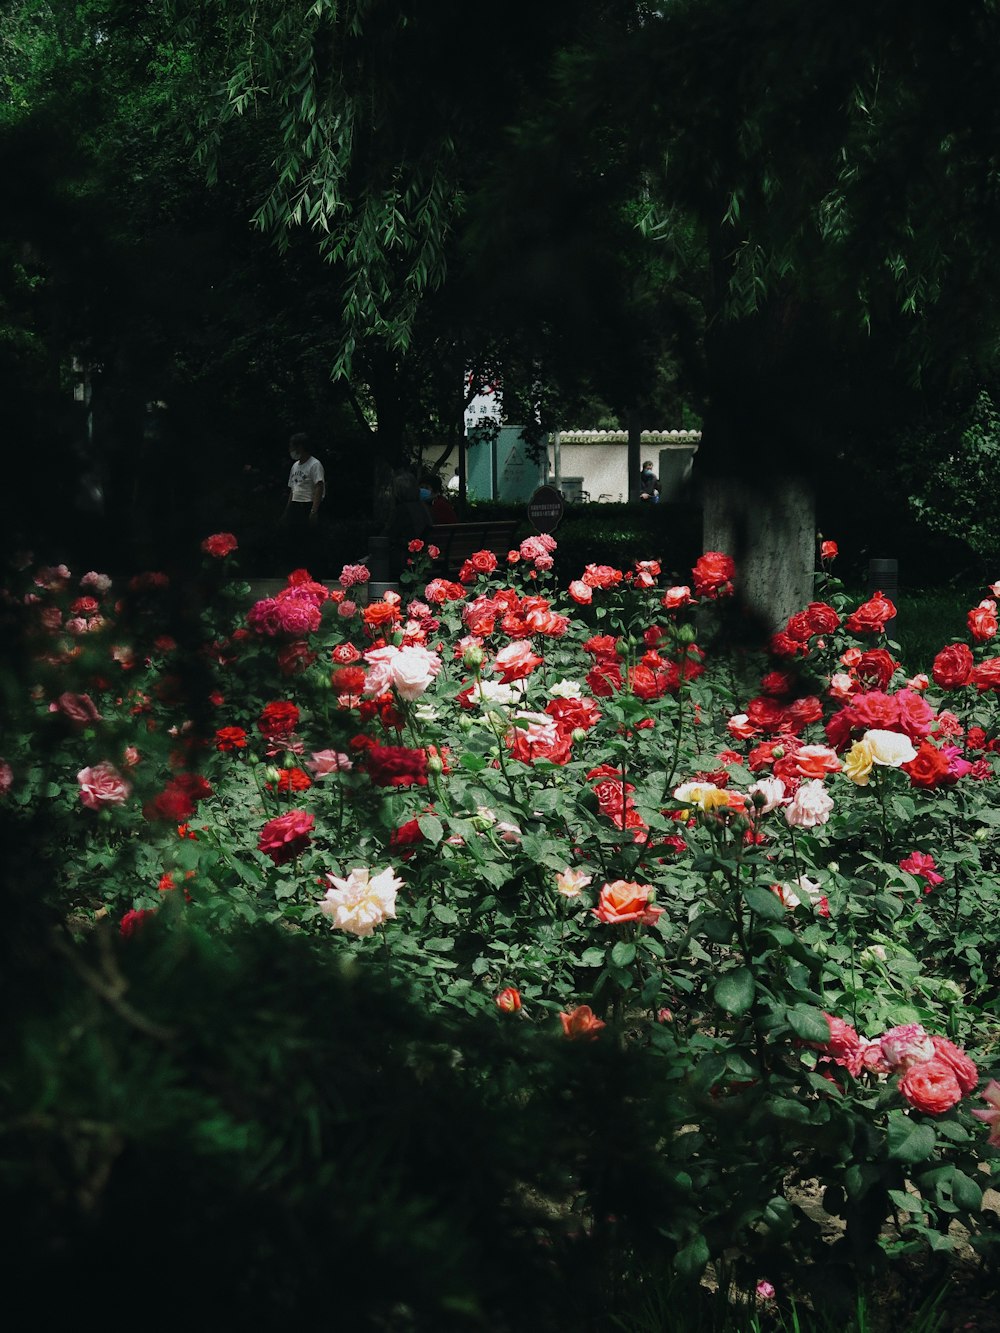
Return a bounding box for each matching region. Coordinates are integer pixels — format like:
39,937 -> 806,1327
362,600 -> 401,629
593,880 -> 664,926
559,1004 -> 606,1040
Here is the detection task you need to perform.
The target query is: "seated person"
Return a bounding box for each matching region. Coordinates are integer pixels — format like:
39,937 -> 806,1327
424,475 -> 459,524
381,471 -> 432,576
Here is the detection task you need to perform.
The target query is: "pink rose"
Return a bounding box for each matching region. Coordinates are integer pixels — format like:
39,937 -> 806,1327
880,1023 -> 935,1071
972,1080 -> 1000,1145
50,692 -> 102,726
339,563 -> 371,588
784,779 -> 834,828
931,1036 -> 978,1095
568,580 -> 593,605
899,1059 -> 964,1114
0,760 -> 13,796
898,851 -> 944,889
273,596 -> 322,636
77,761 -> 132,809
80,571 -> 112,593
306,749 -> 354,776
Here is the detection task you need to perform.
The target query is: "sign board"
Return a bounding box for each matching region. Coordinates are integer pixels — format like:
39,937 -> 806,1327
527,485 -> 564,533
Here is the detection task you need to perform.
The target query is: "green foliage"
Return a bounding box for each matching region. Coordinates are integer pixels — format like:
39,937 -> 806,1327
906,389 -> 1000,561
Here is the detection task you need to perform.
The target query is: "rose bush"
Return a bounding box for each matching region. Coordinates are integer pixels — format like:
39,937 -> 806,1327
5,528 -> 1000,1309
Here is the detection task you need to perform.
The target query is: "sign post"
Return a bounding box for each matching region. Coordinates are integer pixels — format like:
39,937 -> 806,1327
527,485 -> 564,534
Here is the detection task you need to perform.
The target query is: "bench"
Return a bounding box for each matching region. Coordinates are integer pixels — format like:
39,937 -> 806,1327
424,520 -> 520,578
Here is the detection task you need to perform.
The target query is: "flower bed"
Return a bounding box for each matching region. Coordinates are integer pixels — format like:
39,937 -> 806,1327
4,535 -> 1000,1324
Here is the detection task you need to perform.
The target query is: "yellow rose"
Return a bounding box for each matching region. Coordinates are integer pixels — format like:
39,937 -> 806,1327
674,781 -> 730,811
843,739 -> 874,786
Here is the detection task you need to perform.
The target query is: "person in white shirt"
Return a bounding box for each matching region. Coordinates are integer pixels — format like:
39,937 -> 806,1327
282,433 -> 325,564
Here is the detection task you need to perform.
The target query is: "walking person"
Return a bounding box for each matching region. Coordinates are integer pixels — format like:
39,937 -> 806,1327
281,432 -> 325,569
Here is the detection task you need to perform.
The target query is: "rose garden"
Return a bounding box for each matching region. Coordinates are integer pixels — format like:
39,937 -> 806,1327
4,531 -> 1000,1329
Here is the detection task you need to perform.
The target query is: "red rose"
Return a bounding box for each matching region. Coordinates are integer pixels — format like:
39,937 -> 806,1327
507,725 -> 572,766
932,643 -> 974,690
586,662 -> 623,697
277,641 -> 317,676
470,549 -> 498,575
972,657 -> 1000,691
820,540 -> 838,561
806,601 -> 841,634
331,666 -> 367,697
761,670 -> 794,698
692,551 -> 735,599
844,590 -> 896,634
746,696 -> 787,732
582,634 -> 620,660
582,563 -> 624,590
362,600 -> 401,629
363,744 -> 429,788
968,605 -> 999,642
389,817 -> 425,854
783,696 -> 823,731
258,700 -> 300,739
770,631 -> 808,658
546,696 -> 601,733
215,726 -> 248,752
899,1058 -> 964,1114
903,741 -> 952,790
856,649 -> 896,690
257,809 -> 314,865
120,907 -> 157,938
628,663 -> 670,701
268,767 -> 312,794
201,532 -> 238,558
784,611 -> 815,643
493,640 -> 543,684
495,987 -> 522,1014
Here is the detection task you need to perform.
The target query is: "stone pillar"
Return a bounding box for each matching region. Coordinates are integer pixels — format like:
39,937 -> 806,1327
702,477 -> 815,630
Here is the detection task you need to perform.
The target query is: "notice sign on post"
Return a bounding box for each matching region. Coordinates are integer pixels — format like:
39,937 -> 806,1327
527,485 -> 564,533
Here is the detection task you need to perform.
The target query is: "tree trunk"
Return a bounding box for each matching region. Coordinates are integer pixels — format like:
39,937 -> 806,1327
702,476 -> 815,630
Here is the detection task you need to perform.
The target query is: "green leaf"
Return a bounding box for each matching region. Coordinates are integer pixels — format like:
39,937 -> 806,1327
692,911 -> 734,943
714,966 -> 755,1015
674,1232 -> 709,1279
874,893 -> 904,921
786,1005 -> 833,1044
431,903 -> 458,925
743,886 -> 787,921
887,1112 -> 937,1163
611,940 -> 637,967
580,947 -> 605,968
417,813 -> 444,845
459,753 -> 486,772
951,1169 -> 984,1210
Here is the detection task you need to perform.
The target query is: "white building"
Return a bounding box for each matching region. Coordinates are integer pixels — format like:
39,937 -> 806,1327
421,428 -> 701,503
